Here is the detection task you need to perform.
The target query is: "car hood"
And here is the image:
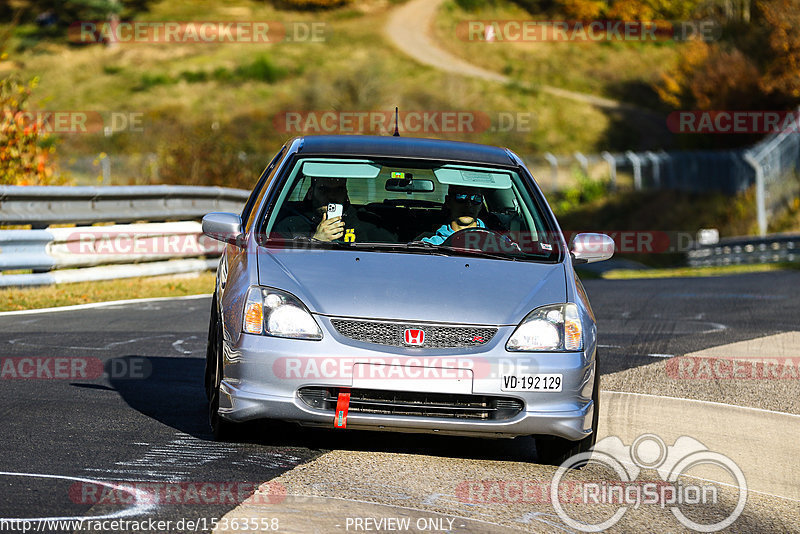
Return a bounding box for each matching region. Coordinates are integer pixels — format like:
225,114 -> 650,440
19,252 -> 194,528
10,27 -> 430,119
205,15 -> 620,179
257,248 -> 566,325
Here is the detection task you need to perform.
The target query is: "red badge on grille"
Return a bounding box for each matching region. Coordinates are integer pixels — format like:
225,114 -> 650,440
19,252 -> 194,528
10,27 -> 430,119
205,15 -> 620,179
404,329 -> 425,346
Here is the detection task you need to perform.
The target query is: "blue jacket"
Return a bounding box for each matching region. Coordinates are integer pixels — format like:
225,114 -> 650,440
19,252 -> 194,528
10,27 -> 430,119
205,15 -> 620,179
422,219 -> 485,245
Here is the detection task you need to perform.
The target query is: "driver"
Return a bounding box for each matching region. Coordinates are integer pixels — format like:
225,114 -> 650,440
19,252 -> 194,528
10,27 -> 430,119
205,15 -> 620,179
421,185 -> 485,245
274,176 -> 395,243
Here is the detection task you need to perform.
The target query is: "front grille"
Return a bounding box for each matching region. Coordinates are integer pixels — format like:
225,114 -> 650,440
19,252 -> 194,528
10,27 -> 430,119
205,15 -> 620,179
298,387 -> 523,420
330,318 -> 497,348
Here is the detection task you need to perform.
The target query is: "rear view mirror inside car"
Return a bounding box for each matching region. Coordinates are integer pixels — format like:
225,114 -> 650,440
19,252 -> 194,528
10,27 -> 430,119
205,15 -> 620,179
385,178 -> 435,192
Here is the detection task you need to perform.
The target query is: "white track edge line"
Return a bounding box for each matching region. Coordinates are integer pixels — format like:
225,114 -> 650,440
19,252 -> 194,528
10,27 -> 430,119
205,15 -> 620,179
603,389 -> 800,418
0,294 -> 211,316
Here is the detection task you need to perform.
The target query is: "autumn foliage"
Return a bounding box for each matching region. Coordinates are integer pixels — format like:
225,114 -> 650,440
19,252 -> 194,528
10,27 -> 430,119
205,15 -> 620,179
657,0 -> 800,113
274,0 -> 353,9
0,74 -> 63,186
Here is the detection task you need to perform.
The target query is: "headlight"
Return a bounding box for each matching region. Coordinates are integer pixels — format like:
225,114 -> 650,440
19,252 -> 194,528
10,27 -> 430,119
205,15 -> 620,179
242,286 -> 322,340
506,303 -> 583,351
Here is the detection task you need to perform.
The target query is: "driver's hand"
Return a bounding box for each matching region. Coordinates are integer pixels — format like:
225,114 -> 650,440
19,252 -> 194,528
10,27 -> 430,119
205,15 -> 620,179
313,215 -> 344,241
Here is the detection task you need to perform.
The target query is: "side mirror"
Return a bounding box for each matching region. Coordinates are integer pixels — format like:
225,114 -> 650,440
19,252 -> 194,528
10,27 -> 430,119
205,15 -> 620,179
202,212 -> 243,246
570,233 -> 614,264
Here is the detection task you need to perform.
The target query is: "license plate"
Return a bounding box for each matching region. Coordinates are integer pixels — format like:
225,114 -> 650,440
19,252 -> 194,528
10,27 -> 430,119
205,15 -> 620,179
501,374 -> 562,392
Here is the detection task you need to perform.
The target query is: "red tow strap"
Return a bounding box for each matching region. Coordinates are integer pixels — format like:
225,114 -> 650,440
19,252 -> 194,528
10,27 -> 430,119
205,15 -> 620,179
334,389 -> 350,429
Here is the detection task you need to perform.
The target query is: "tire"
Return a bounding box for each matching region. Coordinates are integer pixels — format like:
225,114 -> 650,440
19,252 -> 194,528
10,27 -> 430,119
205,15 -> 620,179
535,359 -> 600,468
204,294 -> 218,401
208,381 -> 237,442
205,293 -> 238,441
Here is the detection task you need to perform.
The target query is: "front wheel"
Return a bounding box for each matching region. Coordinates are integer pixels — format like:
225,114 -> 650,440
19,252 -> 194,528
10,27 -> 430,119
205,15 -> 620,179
535,361 -> 600,468
209,382 -> 237,441
206,293 -> 238,441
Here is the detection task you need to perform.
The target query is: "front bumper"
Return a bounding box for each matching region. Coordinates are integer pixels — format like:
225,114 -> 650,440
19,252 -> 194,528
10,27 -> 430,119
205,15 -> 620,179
218,319 -> 596,441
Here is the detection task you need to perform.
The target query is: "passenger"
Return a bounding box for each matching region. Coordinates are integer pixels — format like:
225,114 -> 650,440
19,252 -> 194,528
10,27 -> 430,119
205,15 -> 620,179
274,177 -> 395,243
421,185 -> 485,245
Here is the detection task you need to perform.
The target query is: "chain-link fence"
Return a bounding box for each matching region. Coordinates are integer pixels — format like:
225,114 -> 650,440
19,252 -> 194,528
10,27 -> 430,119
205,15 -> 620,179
60,153 -> 161,185
59,118 -> 800,235
743,125 -> 800,235
524,110 -> 800,235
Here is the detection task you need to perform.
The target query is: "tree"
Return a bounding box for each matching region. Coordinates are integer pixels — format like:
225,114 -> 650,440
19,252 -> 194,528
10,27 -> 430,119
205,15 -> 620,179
655,0 -> 800,112
0,73 -> 61,185
759,0 -> 800,102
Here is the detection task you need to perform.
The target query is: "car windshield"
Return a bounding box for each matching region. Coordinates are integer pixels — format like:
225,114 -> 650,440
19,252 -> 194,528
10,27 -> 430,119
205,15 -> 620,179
259,156 -> 561,262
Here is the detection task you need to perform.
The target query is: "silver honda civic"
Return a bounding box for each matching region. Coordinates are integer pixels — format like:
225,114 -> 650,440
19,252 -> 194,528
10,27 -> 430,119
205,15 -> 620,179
202,135 -> 613,464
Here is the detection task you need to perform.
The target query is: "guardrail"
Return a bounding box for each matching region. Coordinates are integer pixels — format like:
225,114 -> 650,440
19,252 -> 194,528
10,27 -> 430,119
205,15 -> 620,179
0,185 -> 250,226
687,234 -> 800,267
0,185 -> 249,287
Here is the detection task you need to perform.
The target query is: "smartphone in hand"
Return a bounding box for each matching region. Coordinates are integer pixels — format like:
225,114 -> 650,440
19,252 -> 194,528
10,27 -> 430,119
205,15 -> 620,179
327,203 -> 343,220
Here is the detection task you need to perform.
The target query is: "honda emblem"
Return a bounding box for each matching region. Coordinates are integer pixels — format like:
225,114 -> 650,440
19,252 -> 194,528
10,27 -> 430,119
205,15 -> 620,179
404,329 -> 425,346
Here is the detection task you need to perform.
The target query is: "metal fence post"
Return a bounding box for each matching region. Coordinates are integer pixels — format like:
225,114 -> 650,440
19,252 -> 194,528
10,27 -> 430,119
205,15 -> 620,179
544,152 -> 558,191
646,151 -> 661,187
574,152 -> 589,177
601,151 -> 616,190
100,155 -> 111,185
743,152 -> 767,237
626,151 -> 642,190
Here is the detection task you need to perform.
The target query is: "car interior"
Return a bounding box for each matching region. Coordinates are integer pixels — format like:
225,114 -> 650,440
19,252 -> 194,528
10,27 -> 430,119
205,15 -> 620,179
264,159 -> 548,251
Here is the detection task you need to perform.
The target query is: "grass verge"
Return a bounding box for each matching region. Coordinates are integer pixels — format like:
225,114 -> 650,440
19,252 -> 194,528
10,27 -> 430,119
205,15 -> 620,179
0,272 -> 215,312
7,0 -> 627,187
598,263 -> 799,280
433,0 -> 679,110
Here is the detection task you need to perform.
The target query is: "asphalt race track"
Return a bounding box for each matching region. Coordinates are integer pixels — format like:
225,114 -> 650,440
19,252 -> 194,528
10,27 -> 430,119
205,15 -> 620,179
1,271 -> 799,533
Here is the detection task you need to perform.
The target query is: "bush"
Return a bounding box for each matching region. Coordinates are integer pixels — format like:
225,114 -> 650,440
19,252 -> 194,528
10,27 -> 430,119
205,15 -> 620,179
136,56 -> 287,91
233,56 -> 286,83
453,0 -> 498,11
154,118 -> 261,189
273,0 -> 353,10
0,73 -> 64,185
553,169 -> 609,214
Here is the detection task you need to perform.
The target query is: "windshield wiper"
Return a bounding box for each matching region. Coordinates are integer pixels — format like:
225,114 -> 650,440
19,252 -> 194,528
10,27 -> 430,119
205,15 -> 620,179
345,241 -> 450,256
351,241 -> 522,261
264,236 -> 348,249
271,238 -> 526,261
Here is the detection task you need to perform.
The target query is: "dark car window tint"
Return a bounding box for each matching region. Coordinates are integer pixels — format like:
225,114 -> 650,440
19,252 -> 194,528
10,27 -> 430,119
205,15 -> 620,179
259,156 -> 561,262
241,146 -> 286,230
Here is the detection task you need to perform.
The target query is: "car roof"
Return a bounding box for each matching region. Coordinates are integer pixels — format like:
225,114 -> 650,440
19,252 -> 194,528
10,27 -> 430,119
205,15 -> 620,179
295,135 -> 517,167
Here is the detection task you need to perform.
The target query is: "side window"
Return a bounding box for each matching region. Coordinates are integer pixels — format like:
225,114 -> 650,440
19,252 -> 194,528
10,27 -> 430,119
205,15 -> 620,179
241,146 -> 286,230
